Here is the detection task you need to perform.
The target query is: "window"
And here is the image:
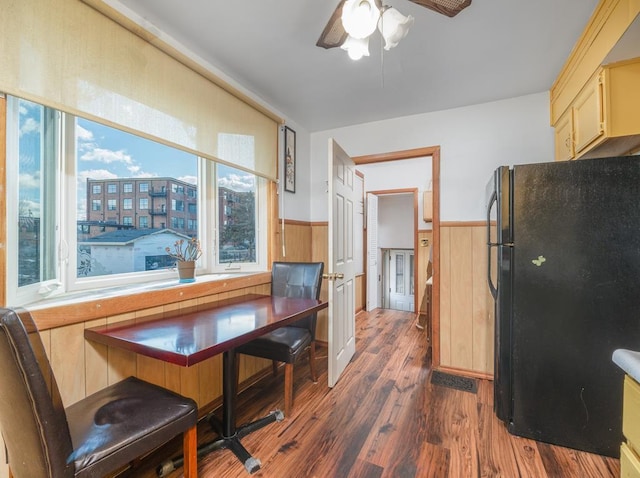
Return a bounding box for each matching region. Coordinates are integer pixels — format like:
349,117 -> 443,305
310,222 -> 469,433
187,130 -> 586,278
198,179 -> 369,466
7,99 -> 58,294
6,96 -> 268,305
172,199 -> 184,212
216,164 -> 263,266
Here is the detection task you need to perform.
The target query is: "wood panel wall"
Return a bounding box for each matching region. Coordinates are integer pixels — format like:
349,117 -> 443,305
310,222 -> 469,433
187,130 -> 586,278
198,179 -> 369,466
417,230 -> 433,317
45,283 -> 272,409
439,223 -> 494,377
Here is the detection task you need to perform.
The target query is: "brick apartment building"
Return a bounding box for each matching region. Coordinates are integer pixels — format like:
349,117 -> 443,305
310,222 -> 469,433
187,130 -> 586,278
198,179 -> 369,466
81,177 -> 198,239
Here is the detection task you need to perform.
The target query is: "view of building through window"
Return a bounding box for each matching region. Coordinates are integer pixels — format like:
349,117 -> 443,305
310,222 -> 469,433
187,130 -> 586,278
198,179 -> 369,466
16,97 -> 260,288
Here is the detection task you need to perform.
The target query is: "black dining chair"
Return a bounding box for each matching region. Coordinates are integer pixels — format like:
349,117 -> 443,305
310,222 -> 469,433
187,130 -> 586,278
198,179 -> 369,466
0,307 -> 199,478
237,262 -> 324,417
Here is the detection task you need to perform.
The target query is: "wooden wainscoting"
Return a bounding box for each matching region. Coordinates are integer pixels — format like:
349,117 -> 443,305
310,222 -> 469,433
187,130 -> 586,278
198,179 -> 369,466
417,229 -> 433,318
439,222 -> 494,377
39,283 -> 272,410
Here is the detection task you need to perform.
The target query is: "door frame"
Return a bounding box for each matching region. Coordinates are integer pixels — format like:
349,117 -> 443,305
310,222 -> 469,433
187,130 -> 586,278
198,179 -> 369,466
353,146 -> 441,368
366,189 -> 419,312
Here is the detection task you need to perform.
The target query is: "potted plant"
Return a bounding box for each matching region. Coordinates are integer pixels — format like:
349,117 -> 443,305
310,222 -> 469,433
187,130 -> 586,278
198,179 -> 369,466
166,237 -> 202,283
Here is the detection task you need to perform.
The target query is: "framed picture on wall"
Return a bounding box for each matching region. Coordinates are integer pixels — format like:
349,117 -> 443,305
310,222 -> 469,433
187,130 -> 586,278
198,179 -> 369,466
284,126 -> 296,193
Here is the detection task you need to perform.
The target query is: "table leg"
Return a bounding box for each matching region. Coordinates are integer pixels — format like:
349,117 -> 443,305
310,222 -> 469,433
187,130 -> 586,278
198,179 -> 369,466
157,349 -> 284,477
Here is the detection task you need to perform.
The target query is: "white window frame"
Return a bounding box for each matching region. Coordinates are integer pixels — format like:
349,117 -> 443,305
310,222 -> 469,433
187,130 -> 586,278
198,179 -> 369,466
6,97 -> 269,304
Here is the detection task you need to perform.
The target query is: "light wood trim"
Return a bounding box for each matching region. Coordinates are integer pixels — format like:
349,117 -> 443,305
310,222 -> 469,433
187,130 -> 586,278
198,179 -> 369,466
432,148 -> 441,369
310,221 -> 329,227
353,146 -> 441,164
268,177 -> 279,267
29,272 -> 272,330
278,218 -> 311,226
435,364 -> 493,381
367,187 -> 417,195
413,189 -> 419,314
441,221 -> 486,227
0,95 -> 6,308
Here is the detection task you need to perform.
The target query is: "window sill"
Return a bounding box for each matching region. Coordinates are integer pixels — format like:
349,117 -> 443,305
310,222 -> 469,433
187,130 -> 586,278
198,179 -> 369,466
26,271 -> 272,331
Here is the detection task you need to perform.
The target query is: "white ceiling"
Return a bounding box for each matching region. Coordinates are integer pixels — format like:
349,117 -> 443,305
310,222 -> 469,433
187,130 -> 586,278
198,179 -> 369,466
116,0 -> 600,132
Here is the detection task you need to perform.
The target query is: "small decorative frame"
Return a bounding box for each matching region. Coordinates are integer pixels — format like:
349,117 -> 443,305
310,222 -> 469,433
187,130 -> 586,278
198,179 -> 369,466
284,126 -> 296,193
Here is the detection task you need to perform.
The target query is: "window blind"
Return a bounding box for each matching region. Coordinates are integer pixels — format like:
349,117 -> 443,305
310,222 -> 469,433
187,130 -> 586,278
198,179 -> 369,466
0,0 -> 280,180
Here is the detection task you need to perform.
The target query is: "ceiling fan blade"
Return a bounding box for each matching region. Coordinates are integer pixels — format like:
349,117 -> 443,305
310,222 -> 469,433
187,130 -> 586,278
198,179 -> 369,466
316,0 -> 348,49
408,0 -> 472,17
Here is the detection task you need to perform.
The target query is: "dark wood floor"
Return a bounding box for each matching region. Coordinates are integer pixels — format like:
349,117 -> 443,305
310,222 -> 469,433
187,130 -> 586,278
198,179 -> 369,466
132,308 -> 620,478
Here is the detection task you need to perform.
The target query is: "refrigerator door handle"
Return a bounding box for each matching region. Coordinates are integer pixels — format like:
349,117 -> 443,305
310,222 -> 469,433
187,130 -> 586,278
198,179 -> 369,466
487,190 -> 498,300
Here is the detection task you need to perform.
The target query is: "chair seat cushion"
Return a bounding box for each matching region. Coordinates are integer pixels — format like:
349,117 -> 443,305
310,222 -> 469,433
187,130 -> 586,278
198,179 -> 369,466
65,376 -> 197,478
237,326 -> 312,363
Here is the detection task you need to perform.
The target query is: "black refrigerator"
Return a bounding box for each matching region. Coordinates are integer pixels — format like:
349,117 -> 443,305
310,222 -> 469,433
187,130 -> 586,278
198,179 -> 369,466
486,155 -> 640,458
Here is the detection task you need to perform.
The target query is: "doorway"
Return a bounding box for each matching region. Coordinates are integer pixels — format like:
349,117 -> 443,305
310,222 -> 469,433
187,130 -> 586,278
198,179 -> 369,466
353,146 -> 441,367
382,248 -> 415,311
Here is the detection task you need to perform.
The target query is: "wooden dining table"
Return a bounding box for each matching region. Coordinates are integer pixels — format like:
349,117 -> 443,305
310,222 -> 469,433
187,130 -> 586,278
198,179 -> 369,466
84,293 -> 328,476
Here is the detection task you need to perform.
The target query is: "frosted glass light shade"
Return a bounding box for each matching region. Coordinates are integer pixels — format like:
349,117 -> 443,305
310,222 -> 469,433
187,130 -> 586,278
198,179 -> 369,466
340,35 -> 370,60
378,7 -> 414,50
341,0 -> 380,39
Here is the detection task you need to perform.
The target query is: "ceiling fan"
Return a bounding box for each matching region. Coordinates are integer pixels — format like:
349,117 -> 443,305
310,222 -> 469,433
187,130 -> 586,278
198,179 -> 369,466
317,0 -> 471,54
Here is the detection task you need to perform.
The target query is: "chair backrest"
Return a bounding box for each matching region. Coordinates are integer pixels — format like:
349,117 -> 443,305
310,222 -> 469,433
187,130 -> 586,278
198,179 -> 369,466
0,308 -> 75,478
271,262 -> 324,335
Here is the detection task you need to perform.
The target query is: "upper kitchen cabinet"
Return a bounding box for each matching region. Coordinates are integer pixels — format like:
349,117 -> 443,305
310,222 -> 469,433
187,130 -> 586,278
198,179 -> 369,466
563,58 -> 640,160
551,0 -> 640,161
555,108 -> 575,161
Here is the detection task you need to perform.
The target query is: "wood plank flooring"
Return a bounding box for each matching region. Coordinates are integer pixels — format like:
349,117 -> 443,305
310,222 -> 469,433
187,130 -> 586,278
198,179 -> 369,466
132,308 -> 620,478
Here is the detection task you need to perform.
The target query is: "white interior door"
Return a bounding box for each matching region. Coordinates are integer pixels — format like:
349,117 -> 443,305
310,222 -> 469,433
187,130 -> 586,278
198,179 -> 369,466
366,193 -> 379,311
388,249 -> 415,312
327,138 -> 356,388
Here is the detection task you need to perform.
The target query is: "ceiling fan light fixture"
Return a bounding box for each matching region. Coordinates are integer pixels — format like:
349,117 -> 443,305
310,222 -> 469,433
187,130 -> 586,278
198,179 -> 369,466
340,35 -> 370,60
378,7 -> 414,50
341,0 -> 380,39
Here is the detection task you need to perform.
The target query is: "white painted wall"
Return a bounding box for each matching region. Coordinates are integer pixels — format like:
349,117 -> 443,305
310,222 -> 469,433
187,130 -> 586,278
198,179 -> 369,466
377,195 -> 414,249
308,92 -> 554,222
358,156 -> 432,230
278,120 -> 312,221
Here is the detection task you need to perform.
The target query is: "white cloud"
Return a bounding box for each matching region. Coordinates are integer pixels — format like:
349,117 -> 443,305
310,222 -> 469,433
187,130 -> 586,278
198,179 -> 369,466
76,124 -> 94,142
78,169 -> 119,184
179,175 -> 197,185
80,148 -> 133,165
19,173 -> 40,190
218,173 -> 254,192
20,117 -> 40,137
134,171 -> 156,178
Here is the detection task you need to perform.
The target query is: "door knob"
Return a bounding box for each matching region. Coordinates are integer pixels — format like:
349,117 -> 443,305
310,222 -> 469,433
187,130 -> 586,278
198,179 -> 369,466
322,272 -> 344,281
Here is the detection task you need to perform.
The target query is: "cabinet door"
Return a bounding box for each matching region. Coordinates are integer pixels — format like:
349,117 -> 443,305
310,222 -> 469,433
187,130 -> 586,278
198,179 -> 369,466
554,109 -> 574,161
573,72 -> 604,154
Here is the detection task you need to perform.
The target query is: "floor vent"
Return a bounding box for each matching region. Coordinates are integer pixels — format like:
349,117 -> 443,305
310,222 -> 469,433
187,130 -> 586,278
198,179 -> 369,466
430,370 -> 478,394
